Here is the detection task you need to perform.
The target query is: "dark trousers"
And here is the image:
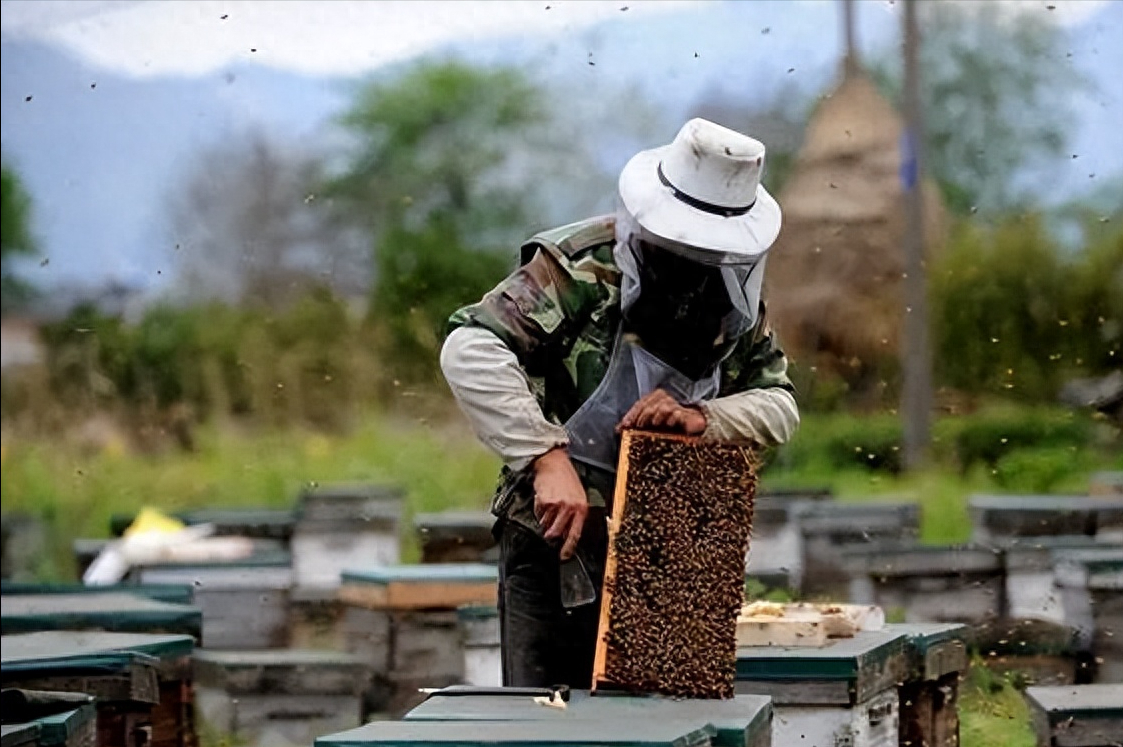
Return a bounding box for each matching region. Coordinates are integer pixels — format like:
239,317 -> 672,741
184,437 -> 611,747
497,511 -> 609,688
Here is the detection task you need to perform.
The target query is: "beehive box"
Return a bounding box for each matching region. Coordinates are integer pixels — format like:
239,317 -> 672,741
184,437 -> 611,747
288,585 -> 348,651
1,632 -> 195,747
889,623 -> 968,747
791,500 -> 921,599
193,649 -> 368,747
2,639 -> 159,747
735,629 -> 908,747
457,605 -> 500,687
340,564 -> 498,717
594,431 -> 756,699
136,551 -> 292,649
843,541 -> 1004,624
1055,547 -> 1123,683
404,687 -> 773,747
0,690 -> 99,747
0,582 -> 196,606
1,592 -> 202,640
968,494 -> 1123,542
293,484 -> 404,589
1026,684 -> 1123,746
743,503 -> 802,594
316,719 -> 719,747
414,510 -> 497,564
999,536 -> 1107,624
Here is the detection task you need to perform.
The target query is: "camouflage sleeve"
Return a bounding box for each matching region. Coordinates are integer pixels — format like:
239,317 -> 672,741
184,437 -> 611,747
448,248 -> 584,373
718,302 -> 796,396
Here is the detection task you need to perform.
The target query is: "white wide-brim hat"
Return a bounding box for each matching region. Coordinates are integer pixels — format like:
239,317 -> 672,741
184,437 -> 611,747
618,118 -> 782,263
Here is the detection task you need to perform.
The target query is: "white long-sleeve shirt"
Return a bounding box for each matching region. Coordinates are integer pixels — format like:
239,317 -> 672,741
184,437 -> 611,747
441,326 -> 799,471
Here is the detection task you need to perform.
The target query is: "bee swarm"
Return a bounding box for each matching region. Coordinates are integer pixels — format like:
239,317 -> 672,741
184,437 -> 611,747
598,432 -> 756,698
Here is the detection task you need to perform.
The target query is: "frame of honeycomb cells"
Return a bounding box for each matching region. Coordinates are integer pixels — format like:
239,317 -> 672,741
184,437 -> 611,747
592,430 -> 757,698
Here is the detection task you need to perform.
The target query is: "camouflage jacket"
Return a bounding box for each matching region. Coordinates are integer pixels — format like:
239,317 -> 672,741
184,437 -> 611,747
448,215 -> 793,528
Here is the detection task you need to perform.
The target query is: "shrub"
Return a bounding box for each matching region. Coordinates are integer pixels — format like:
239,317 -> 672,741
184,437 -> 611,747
993,446 -> 1083,493
948,407 -> 1093,471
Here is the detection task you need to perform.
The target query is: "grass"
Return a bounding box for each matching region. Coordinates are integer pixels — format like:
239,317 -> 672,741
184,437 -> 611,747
1,411 -> 501,577
959,662 -> 1038,747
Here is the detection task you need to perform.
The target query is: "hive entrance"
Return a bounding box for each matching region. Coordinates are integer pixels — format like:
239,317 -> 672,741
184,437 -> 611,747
593,430 -> 757,699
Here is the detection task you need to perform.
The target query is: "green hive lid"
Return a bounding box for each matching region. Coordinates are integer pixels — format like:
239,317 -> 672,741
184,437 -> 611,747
342,564 -> 498,585
1,631 -> 195,671
0,583 -> 195,606
405,690 -> 770,747
316,719 -> 716,746
0,723 -> 40,747
1054,547 -> 1123,590
35,704 -> 98,747
1,593 -> 202,638
1026,684 -> 1123,721
736,629 -> 908,704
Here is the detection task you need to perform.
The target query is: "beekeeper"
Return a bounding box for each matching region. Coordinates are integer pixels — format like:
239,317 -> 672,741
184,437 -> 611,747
441,118 -> 800,687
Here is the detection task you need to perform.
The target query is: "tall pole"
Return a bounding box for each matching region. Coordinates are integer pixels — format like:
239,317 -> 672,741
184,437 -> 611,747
901,0 -> 932,470
842,0 -> 859,73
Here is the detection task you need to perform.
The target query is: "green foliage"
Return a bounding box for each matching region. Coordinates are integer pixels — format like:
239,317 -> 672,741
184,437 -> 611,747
1,163 -> 39,312
777,412 -> 904,475
329,61 -> 552,379
993,446 -> 1084,493
930,214 -> 1121,401
31,290 -> 367,429
941,406 -> 1093,472
872,3 -> 1083,215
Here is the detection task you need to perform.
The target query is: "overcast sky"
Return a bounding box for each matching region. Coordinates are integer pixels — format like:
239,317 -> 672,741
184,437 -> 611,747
0,0 -> 1106,78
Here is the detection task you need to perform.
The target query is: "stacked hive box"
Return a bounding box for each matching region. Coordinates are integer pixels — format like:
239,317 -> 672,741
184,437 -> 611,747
413,511 -> 497,564
890,623 -> 969,747
792,501 -> 920,599
844,542 -> 1003,624
1025,684 -> 1123,746
735,629 -> 908,747
403,687 -> 773,747
0,691 -> 99,747
746,488 -> 831,593
338,564 -> 498,717
292,484 -> 403,589
1,631 -> 196,747
1055,547 -> 1123,683
192,649 -> 369,747
135,551 -> 292,649
456,605 -> 500,687
968,494 -> 1123,543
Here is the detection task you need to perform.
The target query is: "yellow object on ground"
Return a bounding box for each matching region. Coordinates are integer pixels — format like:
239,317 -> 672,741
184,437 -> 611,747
123,507 -> 186,537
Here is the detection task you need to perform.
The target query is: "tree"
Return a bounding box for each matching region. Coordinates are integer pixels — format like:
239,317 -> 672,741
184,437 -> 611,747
872,3 -> 1085,215
169,132 -> 367,309
1,163 -> 38,313
328,61 -> 562,380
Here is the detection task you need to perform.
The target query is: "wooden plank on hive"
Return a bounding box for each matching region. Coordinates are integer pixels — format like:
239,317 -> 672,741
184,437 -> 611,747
593,429 -> 756,697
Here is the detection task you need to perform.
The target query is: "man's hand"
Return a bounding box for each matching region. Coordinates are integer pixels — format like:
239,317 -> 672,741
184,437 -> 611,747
532,447 -> 588,560
616,389 -> 707,435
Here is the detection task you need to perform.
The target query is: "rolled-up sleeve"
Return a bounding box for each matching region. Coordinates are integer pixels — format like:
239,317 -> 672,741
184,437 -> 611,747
440,326 -> 569,471
699,387 -> 800,445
